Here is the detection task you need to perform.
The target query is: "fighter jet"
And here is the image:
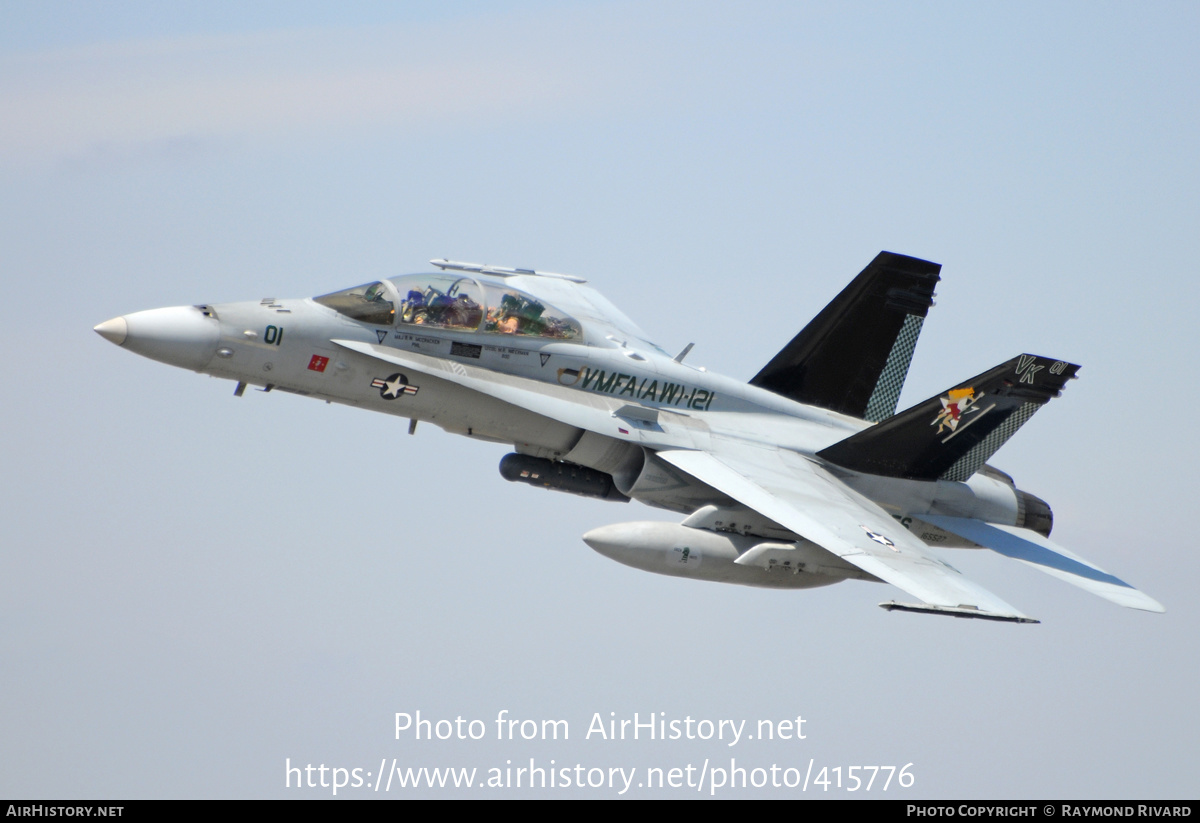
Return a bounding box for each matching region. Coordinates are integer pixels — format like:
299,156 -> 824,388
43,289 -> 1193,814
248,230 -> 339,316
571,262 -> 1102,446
94,253 -> 1163,623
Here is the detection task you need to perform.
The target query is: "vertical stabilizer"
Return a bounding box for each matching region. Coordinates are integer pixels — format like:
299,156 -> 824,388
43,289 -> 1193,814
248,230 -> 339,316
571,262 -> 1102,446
750,252 -> 940,421
817,354 -> 1080,481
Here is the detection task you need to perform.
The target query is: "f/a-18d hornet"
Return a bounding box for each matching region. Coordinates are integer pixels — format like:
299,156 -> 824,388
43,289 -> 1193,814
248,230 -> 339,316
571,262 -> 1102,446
95,253 -> 1163,623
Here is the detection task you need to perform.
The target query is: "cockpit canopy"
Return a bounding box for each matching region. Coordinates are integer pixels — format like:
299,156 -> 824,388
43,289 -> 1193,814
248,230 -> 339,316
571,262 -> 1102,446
314,274 -> 582,340
312,281 -> 396,325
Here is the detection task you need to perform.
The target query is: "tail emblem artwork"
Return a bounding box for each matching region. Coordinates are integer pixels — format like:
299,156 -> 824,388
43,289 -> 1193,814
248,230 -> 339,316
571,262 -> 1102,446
95,253 -> 1164,623
933,387 -> 982,435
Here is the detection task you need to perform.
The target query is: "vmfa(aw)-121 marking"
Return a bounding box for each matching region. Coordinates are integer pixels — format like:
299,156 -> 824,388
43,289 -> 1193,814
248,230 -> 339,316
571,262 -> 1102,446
95,253 -> 1163,623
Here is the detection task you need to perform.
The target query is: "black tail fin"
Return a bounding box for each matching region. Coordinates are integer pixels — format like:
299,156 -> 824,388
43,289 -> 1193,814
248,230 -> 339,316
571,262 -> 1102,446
749,251 -> 941,422
817,354 -> 1080,482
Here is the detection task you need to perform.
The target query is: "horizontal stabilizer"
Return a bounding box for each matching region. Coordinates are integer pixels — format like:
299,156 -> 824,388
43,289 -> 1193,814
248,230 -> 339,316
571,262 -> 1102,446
750,252 -> 940,421
919,516 -> 1164,613
818,354 -> 1080,481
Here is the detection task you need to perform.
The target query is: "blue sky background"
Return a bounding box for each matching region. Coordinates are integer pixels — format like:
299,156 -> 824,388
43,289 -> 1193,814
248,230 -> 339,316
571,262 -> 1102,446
2,1 -> 1197,798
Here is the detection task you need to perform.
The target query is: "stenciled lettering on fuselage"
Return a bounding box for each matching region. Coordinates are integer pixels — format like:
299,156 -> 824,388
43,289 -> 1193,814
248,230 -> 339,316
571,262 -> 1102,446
390,331 -> 442,349
484,344 -> 530,361
557,366 -> 716,411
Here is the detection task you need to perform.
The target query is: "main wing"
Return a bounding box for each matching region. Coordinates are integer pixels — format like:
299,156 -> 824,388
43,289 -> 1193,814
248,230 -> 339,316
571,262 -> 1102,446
656,444 -> 1038,622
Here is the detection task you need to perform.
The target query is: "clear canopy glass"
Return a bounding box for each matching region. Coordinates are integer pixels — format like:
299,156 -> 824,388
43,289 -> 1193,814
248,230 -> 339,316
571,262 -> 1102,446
388,274 -> 582,340
314,274 -> 583,341
312,281 -> 395,326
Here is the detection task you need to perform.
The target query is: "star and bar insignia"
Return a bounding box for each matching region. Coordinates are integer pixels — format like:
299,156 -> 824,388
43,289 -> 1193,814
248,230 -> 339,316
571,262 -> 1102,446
860,525 -> 899,551
371,373 -> 420,400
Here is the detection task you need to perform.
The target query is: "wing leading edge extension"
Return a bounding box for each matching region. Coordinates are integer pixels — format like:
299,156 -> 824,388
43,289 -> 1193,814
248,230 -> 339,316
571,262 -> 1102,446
656,446 -> 1037,622
330,339 -> 690,449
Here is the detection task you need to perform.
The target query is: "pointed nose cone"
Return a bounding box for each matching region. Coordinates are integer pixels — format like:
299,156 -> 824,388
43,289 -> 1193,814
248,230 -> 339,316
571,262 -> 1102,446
93,317 -> 128,345
94,306 -> 220,371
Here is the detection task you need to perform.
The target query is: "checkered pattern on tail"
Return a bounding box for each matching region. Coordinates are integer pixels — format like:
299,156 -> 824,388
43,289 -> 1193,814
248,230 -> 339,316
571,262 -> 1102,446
941,402 -> 1039,482
864,314 -> 924,423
